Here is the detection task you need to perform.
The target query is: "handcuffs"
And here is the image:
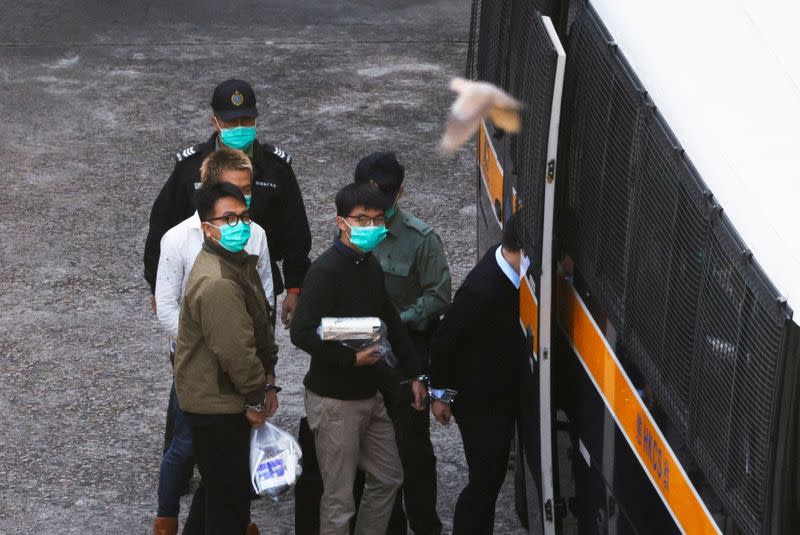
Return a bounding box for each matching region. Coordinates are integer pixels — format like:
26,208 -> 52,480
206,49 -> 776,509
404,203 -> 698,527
411,375 -> 458,404
245,384 -> 282,413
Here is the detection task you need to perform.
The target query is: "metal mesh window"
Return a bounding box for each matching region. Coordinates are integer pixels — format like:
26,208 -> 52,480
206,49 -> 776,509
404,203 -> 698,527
465,0 -> 482,79
475,0 -> 512,86
507,2 -> 557,271
530,0 -> 559,19
561,11 -> 644,327
623,114 -> 709,432
686,222 -> 787,535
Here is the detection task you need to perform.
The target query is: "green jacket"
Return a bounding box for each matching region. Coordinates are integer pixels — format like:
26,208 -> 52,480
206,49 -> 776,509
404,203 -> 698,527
174,240 -> 278,414
372,208 -> 451,331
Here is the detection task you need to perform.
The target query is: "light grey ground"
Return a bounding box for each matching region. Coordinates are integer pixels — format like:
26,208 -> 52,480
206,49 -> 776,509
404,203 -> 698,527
0,1 -> 526,533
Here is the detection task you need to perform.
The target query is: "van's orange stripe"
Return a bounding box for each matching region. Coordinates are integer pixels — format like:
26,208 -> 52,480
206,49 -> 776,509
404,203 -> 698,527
520,275 -> 539,360
557,274 -> 721,535
478,121 -> 504,223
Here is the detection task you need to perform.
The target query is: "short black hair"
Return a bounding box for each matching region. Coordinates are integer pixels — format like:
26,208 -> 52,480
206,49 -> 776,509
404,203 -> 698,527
354,151 -> 404,189
195,182 -> 246,222
335,182 -> 386,217
502,211 -> 524,252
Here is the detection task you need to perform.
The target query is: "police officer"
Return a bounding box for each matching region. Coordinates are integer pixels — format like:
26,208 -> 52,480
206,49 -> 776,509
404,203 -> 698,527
355,152 -> 451,535
144,78 -> 311,326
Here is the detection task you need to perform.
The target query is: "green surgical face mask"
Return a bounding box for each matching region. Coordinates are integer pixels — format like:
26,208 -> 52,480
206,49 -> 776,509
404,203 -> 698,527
219,125 -> 257,150
244,194 -> 252,208
345,220 -> 387,252
207,221 -> 251,253
384,193 -> 400,220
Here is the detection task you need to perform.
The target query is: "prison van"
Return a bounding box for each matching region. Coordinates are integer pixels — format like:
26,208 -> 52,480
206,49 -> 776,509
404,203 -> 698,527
468,0 -> 800,533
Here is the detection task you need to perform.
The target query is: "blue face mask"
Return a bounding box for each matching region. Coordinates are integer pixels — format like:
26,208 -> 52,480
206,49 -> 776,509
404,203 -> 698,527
208,221 -> 251,253
219,125 -> 257,151
345,221 -> 387,252
244,194 -> 252,208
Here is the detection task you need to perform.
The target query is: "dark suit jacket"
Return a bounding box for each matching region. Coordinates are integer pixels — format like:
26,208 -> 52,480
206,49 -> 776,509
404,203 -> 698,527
430,245 -> 524,407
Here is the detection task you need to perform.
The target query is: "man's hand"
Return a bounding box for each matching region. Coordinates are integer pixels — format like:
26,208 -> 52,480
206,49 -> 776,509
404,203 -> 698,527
411,380 -> 427,411
150,295 -> 157,313
264,390 -> 279,418
431,399 -> 452,425
354,345 -> 382,367
281,293 -> 300,329
245,407 -> 267,428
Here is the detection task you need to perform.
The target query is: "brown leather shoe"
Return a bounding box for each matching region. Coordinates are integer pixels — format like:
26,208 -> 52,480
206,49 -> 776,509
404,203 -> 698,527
246,523 -> 260,535
152,517 -> 178,535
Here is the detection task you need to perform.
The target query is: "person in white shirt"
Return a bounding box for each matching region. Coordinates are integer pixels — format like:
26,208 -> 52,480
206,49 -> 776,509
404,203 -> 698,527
155,202 -> 273,341
152,148 -> 275,535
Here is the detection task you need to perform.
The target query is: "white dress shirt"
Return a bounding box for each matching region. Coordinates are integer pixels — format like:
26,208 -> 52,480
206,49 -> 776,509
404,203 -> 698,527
495,245 -> 522,289
155,211 -> 274,341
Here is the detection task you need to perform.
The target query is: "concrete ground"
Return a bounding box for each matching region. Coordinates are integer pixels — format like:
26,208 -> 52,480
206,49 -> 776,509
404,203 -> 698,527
0,1 -> 527,533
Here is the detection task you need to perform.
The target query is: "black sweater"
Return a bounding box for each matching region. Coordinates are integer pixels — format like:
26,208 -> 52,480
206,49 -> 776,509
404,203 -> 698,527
290,240 -> 421,400
430,246 -> 524,406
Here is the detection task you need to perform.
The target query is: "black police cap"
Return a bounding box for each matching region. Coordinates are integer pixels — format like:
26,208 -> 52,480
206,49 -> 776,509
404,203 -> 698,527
211,79 -> 259,121
354,152 -> 405,209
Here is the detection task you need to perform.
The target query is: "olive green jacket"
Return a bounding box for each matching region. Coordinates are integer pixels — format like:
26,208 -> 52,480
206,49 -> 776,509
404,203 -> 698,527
372,208 -> 452,331
174,240 -> 278,414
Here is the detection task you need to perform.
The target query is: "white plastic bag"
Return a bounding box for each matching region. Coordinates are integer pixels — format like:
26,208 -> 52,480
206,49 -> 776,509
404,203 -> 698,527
249,422 -> 303,500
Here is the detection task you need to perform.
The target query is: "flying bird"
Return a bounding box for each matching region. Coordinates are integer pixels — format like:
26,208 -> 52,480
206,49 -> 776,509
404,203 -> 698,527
441,77 -> 523,154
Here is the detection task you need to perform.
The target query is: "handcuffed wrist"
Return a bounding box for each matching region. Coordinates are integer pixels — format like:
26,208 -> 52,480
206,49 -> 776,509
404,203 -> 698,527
429,386 -> 458,404
245,401 -> 266,412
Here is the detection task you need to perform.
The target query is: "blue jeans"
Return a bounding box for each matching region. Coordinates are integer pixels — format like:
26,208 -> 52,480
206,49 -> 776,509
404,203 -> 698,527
157,384 -> 195,517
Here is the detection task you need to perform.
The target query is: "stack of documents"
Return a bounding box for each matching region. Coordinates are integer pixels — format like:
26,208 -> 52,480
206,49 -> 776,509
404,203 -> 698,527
318,317 -> 382,341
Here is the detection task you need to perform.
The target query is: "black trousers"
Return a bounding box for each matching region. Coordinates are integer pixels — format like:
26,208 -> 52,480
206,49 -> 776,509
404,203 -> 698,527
451,401 -> 516,535
385,401 -> 442,535
380,328 -> 442,535
183,412 -> 252,535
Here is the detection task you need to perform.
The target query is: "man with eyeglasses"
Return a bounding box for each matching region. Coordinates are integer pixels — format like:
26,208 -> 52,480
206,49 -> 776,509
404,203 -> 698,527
152,148 -> 276,535
144,78 -> 311,329
290,182 -> 428,535
353,152 -> 450,535
173,181 -> 278,535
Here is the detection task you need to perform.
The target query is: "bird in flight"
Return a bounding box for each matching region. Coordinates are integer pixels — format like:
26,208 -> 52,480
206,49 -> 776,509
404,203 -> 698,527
441,77 -> 523,154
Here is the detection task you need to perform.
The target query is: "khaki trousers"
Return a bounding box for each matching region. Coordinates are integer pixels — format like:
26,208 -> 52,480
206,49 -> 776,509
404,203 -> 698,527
305,389 -> 403,535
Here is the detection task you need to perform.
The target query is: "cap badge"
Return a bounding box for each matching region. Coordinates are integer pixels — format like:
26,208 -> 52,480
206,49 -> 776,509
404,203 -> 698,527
231,90 -> 244,106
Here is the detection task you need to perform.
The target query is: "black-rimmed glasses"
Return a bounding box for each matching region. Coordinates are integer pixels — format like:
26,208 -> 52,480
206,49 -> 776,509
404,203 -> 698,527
206,211 -> 252,227
346,215 -> 386,227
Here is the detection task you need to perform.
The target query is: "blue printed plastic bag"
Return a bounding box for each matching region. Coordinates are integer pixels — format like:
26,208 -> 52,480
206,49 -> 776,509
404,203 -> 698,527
249,422 -> 303,500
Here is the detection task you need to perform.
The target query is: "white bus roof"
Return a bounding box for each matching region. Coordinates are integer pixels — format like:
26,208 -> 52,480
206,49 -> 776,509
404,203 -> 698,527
591,0 -> 800,313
